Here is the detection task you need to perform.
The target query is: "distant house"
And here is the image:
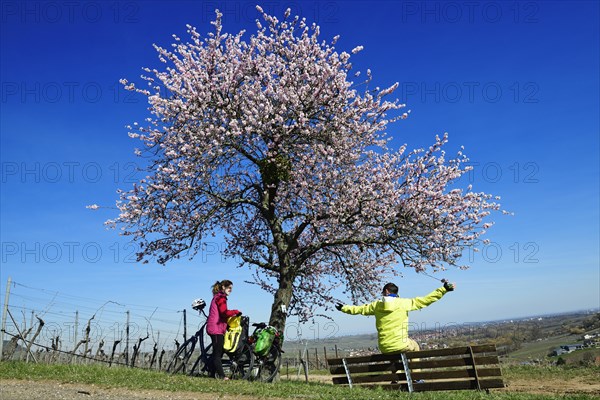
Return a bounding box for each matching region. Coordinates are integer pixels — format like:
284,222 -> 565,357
562,344 -> 584,352
550,348 -> 567,356
550,344 -> 584,357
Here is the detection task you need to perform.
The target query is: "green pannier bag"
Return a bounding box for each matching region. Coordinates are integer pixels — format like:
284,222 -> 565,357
254,326 -> 276,356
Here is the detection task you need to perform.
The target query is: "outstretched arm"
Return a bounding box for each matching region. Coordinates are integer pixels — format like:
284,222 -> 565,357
336,300 -> 378,316
409,282 -> 455,311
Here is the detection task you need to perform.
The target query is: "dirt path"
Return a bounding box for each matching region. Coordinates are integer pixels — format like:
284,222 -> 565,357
499,375 -> 600,396
0,379 -> 283,400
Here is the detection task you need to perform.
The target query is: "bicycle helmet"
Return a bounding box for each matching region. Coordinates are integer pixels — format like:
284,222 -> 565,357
191,298 -> 206,310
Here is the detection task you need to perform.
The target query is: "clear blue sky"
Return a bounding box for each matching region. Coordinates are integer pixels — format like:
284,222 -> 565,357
1,1 -> 599,343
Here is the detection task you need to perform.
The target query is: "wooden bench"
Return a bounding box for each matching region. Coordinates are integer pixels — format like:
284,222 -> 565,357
327,344 -> 504,392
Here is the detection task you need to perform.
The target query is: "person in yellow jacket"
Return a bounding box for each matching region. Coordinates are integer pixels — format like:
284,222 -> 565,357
335,281 -> 455,354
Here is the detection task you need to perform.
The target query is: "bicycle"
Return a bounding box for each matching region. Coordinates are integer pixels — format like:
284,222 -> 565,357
248,322 -> 283,382
166,299 -> 255,380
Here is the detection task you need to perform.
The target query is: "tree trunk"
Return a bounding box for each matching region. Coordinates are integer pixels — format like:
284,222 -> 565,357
268,273 -> 294,332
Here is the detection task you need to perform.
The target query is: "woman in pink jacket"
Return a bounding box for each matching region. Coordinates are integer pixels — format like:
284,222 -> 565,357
206,280 -> 241,379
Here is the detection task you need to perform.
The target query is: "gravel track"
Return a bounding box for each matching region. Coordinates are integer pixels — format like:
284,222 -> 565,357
0,379 -> 269,400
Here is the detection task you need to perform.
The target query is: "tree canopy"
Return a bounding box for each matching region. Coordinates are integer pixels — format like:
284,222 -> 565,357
109,7 -> 501,330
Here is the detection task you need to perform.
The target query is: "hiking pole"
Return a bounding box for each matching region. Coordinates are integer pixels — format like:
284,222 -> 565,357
418,271 -> 454,290
418,270 -> 445,282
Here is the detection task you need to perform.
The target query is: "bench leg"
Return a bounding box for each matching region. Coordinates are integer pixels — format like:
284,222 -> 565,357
401,353 -> 414,393
342,358 -> 353,389
468,346 -> 482,391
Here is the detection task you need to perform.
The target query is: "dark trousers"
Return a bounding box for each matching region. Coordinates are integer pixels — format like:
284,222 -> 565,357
209,334 -> 225,378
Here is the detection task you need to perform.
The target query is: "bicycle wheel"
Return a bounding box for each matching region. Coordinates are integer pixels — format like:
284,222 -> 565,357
167,337 -> 198,374
224,342 -> 254,380
253,345 -> 282,382
189,342 -> 213,377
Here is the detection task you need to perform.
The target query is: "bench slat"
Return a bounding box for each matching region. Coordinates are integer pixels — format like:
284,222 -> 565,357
327,354 -> 403,366
332,373 -> 397,385
416,378 -> 505,392
364,378 -> 505,392
332,367 -> 503,385
405,344 -> 497,359
410,355 -> 500,369
413,366 -> 502,381
330,362 -> 402,375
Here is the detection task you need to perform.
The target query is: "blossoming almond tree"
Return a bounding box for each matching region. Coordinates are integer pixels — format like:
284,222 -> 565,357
109,7 -> 501,331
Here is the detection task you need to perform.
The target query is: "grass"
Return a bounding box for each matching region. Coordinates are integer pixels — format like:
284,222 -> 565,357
503,364 -> 600,384
1,361 -> 599,400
